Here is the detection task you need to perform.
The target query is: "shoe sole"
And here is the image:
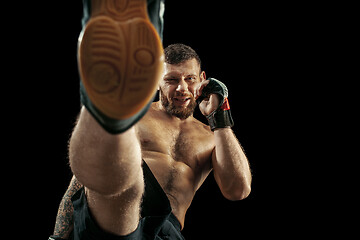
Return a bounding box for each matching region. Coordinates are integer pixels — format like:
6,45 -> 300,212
78,0 -> 163,119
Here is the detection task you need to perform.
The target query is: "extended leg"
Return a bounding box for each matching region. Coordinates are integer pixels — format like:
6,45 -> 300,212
69,107 -> 144,236
68,0 -> 165,236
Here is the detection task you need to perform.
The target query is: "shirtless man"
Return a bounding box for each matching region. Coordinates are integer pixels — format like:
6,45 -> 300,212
50,1 -> 251,239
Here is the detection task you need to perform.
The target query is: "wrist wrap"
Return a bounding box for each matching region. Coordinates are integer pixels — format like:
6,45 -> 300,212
197,78 -> 234,131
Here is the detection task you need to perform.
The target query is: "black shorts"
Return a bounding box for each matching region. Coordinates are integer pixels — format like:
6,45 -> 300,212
71,160 -> 185,240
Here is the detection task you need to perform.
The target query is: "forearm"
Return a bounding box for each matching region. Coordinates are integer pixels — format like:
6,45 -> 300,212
52,176 -> 83,239
212,128 -> 251,200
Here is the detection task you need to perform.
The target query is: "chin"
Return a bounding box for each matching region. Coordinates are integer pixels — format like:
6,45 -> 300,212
168,100 -> 196,120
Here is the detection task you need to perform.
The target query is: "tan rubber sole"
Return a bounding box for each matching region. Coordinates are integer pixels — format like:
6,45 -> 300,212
78,0 -> 164,119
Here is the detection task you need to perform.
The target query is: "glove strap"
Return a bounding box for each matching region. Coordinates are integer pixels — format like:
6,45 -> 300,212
206,98 -> 234,131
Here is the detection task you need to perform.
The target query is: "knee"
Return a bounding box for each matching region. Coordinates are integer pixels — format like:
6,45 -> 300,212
71,162 -> 144,197
121,177 -> 145,204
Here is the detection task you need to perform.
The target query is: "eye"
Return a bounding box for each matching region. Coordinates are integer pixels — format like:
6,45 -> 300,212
164,77 -> 178,82
167,79 -> 177,83
185,76 -> 196,83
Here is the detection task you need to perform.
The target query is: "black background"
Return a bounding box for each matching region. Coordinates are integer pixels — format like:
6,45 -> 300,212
7,1 -> 346,239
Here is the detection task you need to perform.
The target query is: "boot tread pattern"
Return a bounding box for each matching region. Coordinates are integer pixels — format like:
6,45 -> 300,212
79,0 -> 163,119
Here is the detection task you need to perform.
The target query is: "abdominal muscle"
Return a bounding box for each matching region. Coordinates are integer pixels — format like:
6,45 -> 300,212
143,151 -> 200,229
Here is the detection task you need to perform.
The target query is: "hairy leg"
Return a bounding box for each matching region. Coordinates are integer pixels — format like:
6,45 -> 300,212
69,107 -> 144,236
65,0 -> 165,236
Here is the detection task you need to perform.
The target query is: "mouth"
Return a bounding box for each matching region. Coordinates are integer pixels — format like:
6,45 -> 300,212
173,97 -> 191,106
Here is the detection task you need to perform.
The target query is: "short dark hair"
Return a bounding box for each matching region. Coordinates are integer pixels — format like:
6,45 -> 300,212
164,43 -> 201,70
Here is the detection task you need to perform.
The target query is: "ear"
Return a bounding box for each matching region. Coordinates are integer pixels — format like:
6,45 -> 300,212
200,71 -> 206,82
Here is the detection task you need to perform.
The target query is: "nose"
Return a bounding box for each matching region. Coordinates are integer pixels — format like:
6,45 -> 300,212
176,79 -> 188,93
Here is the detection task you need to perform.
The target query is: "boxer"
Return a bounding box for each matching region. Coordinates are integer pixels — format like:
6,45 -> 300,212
50,1 -> 251,239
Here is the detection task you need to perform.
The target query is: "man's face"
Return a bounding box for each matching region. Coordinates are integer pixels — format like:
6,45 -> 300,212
159,58 -> 205,119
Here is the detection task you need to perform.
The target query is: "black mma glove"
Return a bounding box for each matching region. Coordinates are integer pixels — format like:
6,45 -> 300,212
197,78 -> 234,131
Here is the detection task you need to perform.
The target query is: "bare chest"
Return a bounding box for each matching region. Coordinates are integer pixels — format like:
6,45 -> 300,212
135,111 -> 215,222
136,116 -> 214,169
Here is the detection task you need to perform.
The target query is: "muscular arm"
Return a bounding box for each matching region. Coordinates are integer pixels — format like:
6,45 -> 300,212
212,128 -> 252,201
52,175 -> 83,239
